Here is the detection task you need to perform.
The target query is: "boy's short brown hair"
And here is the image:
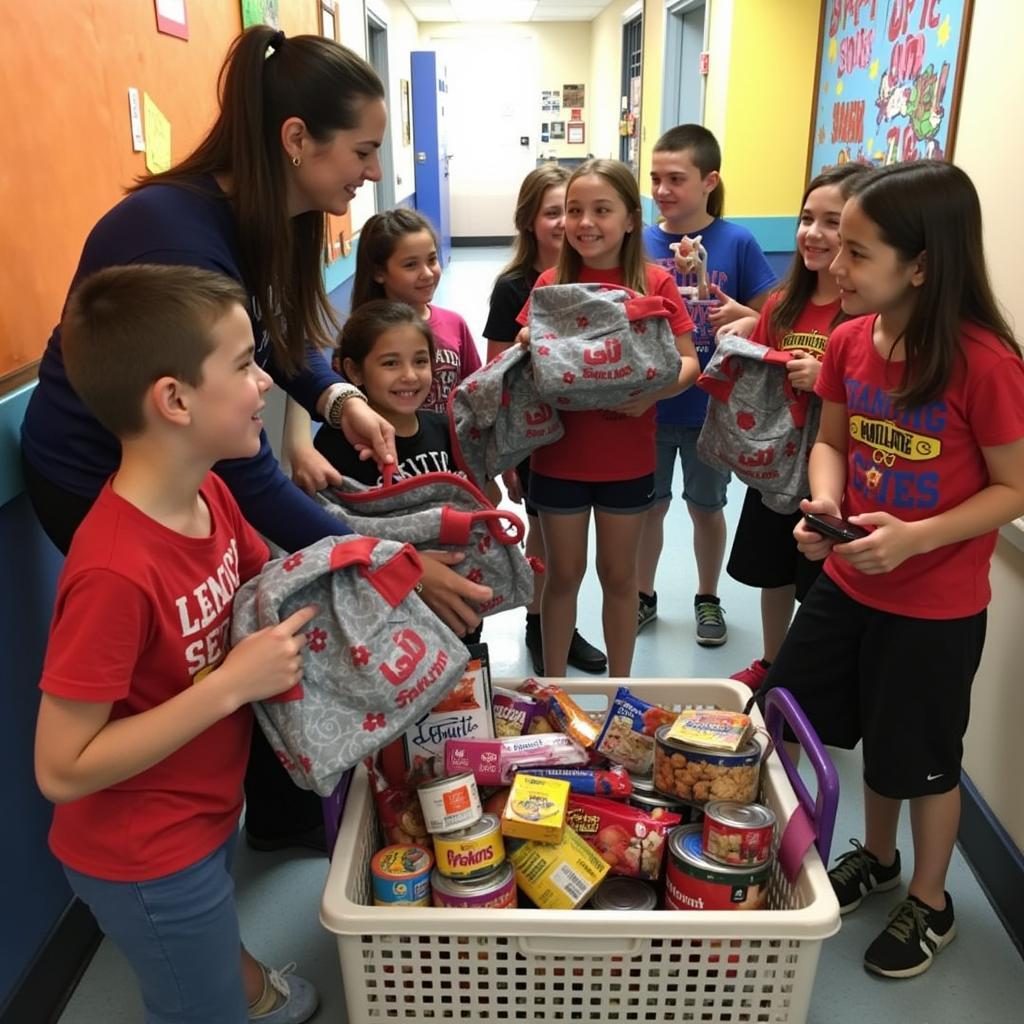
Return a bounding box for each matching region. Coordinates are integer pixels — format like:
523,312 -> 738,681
61,265 -> 248,438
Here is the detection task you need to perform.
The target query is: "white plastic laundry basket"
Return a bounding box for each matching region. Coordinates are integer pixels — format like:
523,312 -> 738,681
321,679 -> 840,1023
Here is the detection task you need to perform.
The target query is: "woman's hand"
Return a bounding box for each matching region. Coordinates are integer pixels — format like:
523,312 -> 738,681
707,283 -> 757,330
339,399 -> 397,466
832,512 -> 922,574
288,445 -> 343,496
786,353 -> 822,393
793,497 -> 841,561
417,551 -> 492,635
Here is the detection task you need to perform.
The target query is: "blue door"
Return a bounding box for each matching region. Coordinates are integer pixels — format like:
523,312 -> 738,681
411,50 -> 452,266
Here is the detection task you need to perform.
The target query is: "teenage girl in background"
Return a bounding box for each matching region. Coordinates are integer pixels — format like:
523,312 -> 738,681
517,159 -> 699,678
727,163 -> 869,690
285,208 -> 481,491
759,161 -> 1024,979
483,165 -> 605,675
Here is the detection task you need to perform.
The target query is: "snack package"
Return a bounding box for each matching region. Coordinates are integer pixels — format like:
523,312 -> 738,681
521,765 -> 632,799
508,828 -> 610,909
364,757 -> 430,847
520,678 -> 600,748
501,772 -> 570,844
666,708 -> 752,752
445,733 -> 587,786
492,686 -> 546,737
594,686 -> 678,774
565,793 -> 680,880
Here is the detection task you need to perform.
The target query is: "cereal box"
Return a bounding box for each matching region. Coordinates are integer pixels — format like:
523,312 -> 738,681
509,827 -> 611,909
666,708 -> 752,752
492,687 -> 546,737
594,686 -> 678,773
501,772 -> 570,844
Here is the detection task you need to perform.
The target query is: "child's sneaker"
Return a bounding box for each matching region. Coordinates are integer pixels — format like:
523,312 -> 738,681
828,840 -> 901,914
249,963 -> 319,1023
731,659 -> 770,691
694,594 -> 727,646
863,893 -> 956,979
637,591 -> 658,632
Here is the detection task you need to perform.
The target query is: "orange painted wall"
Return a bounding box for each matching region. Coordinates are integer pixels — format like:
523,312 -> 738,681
0,0 -> 332,382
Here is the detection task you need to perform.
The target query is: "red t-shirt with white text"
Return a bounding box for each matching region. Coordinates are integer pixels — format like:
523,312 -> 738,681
815,316 -> 1024,618
40,474 -> 269,880
518,264 -> 693,481
750,292 -> 841,356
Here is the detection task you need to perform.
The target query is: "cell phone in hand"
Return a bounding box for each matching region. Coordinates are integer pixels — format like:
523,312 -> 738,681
802,512 -> 870,543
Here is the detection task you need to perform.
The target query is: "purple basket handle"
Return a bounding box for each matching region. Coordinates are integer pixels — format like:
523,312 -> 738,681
321,768 -> 355,859
763,687 -> 839,864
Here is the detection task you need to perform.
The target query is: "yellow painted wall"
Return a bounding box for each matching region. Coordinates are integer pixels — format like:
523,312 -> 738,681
588,0 -> 637,160
638,0 -> 664,184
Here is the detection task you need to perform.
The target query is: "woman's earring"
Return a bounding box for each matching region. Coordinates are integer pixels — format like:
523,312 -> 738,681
292,154 -> 302,167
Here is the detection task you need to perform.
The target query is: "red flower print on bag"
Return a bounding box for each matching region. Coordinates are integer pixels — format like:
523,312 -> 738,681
283,553 -> 304,572
736,411 -> 756,431
350,644 -> 371,666
563,371 -> 575,384
537,345 -> 551,356
306,627 -> 328,653
363,712 -> 386,732
576,315 -> 589,328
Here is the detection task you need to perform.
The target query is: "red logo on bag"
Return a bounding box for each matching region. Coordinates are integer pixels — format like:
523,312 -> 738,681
576,316 -> 590,328
350,645 -> 371,666
739,446 -> 774,468
563,371 -> 576,384
583,337 -> 622,367
282,553 -> 304,572
736,411 -> 756,431
380,629 -> 427,686
306,627 -> 328,653
524,403 -> 552,426
537,345 -> 551,356
363,712 -> 386,732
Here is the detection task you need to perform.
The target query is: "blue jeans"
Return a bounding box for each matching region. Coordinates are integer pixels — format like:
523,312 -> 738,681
64,832 -> 248,1024
653,423 -> 730,510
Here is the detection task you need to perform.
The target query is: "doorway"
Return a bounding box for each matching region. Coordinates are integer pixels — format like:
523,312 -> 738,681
619,13 -> 643,174
367,12 -> 396,213
664,0 -> 707,129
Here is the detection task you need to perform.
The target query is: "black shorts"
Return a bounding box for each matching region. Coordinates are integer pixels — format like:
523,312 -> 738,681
529,471 -> 656,515
727,487 -> 821,601
756,574 -> 986,799
516,458 -> 538,518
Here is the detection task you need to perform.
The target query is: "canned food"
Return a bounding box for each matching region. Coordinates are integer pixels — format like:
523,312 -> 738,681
431,861 -> 517,909
703,801 -> 776,867
627,772 -> 656,795
628,788 -> 704,825
589,876 -> 658,911
371,844 -> 433,906
653,726 -> 762,805
664,825 -> 769,910
432,813 -> 505,879
418,771 -> 483,834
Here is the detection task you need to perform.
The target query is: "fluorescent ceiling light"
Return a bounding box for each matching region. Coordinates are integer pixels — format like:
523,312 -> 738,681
450,0 -> 538,20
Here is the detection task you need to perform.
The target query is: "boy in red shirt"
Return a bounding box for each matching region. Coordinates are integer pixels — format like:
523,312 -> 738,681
34,265 -> 319,1023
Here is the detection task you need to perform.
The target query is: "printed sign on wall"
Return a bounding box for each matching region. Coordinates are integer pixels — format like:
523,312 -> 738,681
807,0 -> 974,177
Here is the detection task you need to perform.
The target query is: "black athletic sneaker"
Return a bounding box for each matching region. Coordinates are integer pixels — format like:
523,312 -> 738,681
637,591 -> 658,632
828,839 -> 902,914
864,893 -> 956,979
694,594 -> 727,646
524,613 -> 544,674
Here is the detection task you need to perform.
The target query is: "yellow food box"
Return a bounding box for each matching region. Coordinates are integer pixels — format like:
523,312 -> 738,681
501,772 -> 570,844
666,708 -> 752,752
508,826 -> 611,909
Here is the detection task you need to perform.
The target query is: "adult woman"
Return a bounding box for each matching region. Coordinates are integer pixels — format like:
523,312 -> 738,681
21,26 -> 490,849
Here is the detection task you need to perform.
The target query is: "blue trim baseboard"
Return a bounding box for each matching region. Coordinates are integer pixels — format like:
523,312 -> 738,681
958,772 -> 1024,958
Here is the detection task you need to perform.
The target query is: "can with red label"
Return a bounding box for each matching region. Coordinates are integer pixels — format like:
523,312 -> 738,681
703,801 -> 776,867
431,861 -> 517,908
664,824 -> 769,911
418,771 -> 483,835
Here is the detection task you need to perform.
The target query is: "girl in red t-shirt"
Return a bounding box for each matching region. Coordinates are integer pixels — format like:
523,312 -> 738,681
760,161 -> 1024,980
727,164 -> 868,691
518,159 -> 699,677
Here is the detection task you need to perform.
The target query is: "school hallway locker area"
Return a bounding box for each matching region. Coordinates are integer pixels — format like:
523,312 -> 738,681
3,2 -> 1024,1024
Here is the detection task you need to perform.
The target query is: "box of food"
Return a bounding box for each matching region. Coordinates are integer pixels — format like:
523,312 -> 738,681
508,825 -> 610,909
444,732 -> 587,786
594,685 -> 678,773
665,707 -> 752,752
501,772 -> 570,844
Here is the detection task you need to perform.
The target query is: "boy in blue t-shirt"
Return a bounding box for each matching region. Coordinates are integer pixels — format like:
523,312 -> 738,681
639,124 -> 776,646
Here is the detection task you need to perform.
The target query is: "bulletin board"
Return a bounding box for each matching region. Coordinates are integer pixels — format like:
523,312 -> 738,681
0,0 -> 336,387
807,0 -> 974,178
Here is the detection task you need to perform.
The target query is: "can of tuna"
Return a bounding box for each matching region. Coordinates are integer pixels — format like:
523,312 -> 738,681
431,861 -> 517,909
589,876 -> 658,911
664,824 -> 770,910
432,813 -> 505,879
703,801 -> 776,867
628,788 -> 704,825
418,771 -> 483,835
371,844 -> 433,906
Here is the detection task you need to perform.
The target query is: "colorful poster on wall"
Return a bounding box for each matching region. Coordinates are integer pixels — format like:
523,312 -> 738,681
562,84 -> 584,108
143,93 -> 171,174
154,0 -> 188,40
241,0 -> 279,29
807,0 -> 974,176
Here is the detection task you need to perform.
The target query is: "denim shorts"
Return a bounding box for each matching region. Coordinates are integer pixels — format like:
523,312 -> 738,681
64,832 -> 248,1024
653,423 -> 730,510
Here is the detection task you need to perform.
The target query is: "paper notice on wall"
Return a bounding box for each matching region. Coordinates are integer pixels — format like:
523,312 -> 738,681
127,88 -> 146,152
143,93 -> 172,174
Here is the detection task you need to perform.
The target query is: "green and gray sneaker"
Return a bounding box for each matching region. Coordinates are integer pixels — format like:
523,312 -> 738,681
864,893 -> 956,979
828,839 -> 901,915
694,594 -> 727,646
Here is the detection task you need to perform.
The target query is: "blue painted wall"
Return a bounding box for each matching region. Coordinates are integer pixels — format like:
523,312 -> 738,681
0,387 -> 68,1009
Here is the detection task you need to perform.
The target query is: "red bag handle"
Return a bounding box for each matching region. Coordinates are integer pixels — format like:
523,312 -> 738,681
328,536 -> 424,608
623,295 -> 675,322
438,506 -> 525,546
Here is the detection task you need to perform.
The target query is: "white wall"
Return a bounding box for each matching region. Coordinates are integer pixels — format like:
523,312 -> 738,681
950,0 -> 1024,851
